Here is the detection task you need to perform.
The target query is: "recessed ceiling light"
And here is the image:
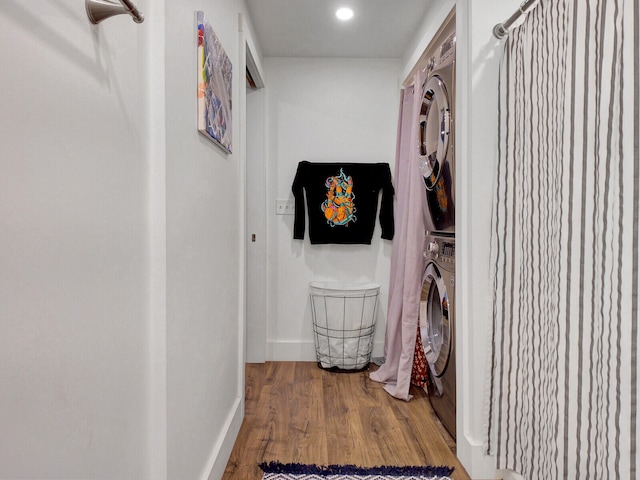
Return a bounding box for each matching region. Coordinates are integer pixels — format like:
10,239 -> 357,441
336,7 -> 354,21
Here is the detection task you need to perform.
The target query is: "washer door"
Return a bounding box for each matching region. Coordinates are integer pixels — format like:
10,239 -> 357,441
418,74 -> 451,191
420,263 -> 452,380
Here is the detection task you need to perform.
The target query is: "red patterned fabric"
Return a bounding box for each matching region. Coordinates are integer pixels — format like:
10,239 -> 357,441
411,323 -> 429,389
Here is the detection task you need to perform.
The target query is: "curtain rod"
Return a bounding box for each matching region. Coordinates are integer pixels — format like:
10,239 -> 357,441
493,0 -> 538,39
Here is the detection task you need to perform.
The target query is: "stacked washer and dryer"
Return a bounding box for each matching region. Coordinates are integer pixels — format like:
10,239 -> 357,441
417,16 -> 457,440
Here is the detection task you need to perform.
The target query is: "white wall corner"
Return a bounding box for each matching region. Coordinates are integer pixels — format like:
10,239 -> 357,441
457,435 -> 499,480
202,397 -> 244,480
401,0 -> 456,80
238,10 -> 266,86
497,469 -> 525,480
237,6 -> 249,413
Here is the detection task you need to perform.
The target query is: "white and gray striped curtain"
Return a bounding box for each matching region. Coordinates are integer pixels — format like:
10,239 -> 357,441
485,0 -> 638,478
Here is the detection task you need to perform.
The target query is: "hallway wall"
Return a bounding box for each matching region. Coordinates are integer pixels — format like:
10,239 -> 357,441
0,1 -> 149,477
164,1 -> 249,479
0,1 -> 261,479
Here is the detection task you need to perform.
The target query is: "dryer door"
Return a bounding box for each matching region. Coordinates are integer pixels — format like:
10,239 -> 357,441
420,263 -> 452,380
418,74 -> 455,232
418,74 -> 450,189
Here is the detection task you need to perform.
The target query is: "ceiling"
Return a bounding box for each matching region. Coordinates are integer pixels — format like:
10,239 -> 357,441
244,0 -> 435,58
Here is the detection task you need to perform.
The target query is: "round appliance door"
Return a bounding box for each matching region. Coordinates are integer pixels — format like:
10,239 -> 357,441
419,263 -> 452,378
417,74 -> 451,191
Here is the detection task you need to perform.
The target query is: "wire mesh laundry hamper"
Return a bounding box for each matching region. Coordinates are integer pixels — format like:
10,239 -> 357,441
309,282 -> 380,371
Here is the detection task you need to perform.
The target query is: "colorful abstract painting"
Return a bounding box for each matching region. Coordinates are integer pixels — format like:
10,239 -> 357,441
197,11 -> 232,153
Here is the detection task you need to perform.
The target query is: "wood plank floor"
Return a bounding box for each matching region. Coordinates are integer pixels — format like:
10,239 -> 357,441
222,362 -> 470,479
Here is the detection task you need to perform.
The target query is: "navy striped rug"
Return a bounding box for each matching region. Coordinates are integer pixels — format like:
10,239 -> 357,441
259,462 -> 454,479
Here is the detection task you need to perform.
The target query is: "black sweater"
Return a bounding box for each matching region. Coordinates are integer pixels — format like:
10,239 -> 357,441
292,161 -> 394,244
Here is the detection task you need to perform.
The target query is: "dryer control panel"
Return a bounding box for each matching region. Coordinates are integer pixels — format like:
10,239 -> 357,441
438,32 -> 456,69
441,241 -> 455,258
424,236 -> 455,272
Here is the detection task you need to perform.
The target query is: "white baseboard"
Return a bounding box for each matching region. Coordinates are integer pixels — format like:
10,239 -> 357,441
457,434 -> 499,480
267,340 -> 317,361
201,396 -> 244,480
497,469 -> 525,480
266,340 -> 385,361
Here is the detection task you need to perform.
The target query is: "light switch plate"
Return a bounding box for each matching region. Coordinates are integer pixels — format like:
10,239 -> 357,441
276,199 -> 295,215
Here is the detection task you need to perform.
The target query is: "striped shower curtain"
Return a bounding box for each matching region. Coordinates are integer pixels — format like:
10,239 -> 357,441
485,0 -> 638,478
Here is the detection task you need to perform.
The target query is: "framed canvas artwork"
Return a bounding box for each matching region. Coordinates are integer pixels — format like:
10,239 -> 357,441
197,11 -> 233,153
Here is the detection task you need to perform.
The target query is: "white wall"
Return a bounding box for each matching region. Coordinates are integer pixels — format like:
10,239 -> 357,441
0,0 -> 261,479
264,57 -> 401,361
0,1 -> 149,478
164,1 -> 259,479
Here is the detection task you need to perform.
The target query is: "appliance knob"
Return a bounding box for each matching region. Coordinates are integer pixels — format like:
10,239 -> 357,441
428,241 -> 439,254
